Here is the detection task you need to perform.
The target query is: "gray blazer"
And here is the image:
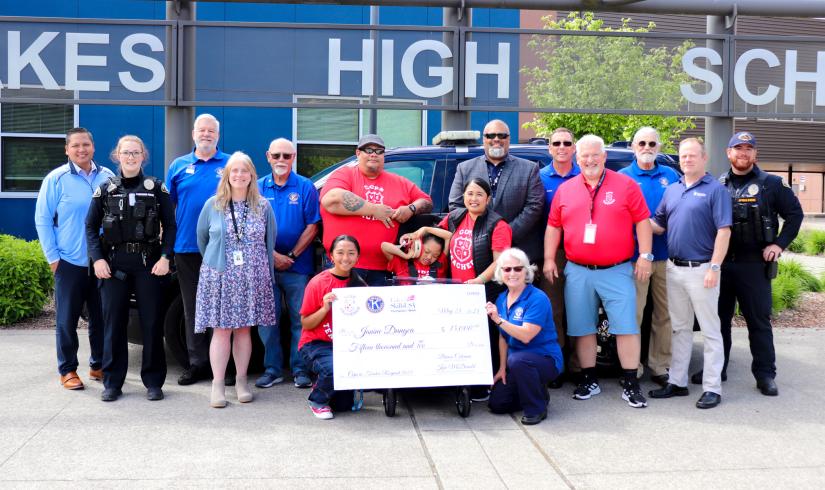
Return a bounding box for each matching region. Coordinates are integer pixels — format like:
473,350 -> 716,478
448,154 -> 545,262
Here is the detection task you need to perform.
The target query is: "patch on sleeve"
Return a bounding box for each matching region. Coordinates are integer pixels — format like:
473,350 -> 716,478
160,183 -> 170,194
92,187 -> 101,198
782,178 -> 791,188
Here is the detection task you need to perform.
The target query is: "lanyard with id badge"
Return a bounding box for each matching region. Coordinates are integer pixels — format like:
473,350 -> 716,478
584,171 -> 606,245
229,200 -> 247,266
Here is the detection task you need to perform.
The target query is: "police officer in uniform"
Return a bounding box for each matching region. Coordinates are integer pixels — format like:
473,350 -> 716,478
698,132 -> 802,396
86,135 -> 176,402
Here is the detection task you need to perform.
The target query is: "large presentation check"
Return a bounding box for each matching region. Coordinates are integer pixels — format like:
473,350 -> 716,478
331,284 -> 493,390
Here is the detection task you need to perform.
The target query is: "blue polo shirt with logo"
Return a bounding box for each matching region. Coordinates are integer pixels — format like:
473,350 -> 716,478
618,160 -> 680,260
495,284 -> 564,374
653,173 -> 732,261
258,171 -> 321,275
539,162 -> 580,220
166,149 -> 230,253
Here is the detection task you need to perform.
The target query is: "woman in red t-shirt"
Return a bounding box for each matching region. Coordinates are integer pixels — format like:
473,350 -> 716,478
299,234 -> 366,420
380,232 -> 447,284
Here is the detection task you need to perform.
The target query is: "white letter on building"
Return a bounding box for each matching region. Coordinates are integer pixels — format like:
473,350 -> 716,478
119,33 -> 165,93
734,49 -> 780,106
400,40 -> 453,98
681,47 -> 723,105
784,50 -> 825,106
7,31 -> 59,90
464,42 -> 510,99
328,38 -> 374,96
382,39 -> 394,96
65,33 -> 110,92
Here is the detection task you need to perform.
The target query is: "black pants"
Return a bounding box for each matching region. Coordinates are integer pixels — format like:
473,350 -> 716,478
100,251 -> 167,390
718,261 -> 775,380
175,253 -> 211,371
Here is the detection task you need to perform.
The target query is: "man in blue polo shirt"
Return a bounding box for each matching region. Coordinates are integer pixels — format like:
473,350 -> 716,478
649,138 -> 731,409
35,127 -> 115,390
256,138 -> 321,389
539,127 -> 579,387
166,114 -> 230,385
618,127 -> 680,387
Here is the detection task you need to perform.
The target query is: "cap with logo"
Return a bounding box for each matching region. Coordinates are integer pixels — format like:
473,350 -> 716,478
728,131 -> 757,148
357,134 -> 386,150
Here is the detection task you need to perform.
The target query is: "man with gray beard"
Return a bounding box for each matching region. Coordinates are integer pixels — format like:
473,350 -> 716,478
618,127 -> 680,387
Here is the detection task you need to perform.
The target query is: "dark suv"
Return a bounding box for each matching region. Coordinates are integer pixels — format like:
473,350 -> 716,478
138,136 -> 679,369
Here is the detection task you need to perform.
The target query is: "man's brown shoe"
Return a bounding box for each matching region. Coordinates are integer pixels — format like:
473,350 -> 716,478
89,368 -> 103,381
60,372 -> 84,390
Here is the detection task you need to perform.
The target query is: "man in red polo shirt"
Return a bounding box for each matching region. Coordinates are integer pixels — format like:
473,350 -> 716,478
544,134 -> 654,408
320,134 -> 433,285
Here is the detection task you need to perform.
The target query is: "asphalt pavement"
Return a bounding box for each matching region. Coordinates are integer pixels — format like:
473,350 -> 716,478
1,327 -> 824,489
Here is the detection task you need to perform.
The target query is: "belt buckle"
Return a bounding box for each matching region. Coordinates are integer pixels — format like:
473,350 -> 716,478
127,243 -> 138,254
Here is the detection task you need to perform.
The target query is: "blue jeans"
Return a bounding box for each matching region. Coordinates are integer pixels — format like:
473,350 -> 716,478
489,351 -> 560,418
54,260 -> 103,375
258,271 -> 309,377
300,340 -> 353,410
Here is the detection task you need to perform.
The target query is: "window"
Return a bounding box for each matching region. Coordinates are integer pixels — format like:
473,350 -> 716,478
294,96 -> 426,178
0,87 -> 76,194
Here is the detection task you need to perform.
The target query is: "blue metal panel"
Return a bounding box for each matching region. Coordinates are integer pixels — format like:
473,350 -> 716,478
0,198 -> 38,240
219,107 -> 293,178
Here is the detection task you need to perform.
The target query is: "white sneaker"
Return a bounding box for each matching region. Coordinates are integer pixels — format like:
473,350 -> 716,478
310,402 -> 334,420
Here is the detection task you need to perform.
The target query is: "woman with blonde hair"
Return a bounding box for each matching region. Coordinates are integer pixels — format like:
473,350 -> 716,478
195,151 -> 278,407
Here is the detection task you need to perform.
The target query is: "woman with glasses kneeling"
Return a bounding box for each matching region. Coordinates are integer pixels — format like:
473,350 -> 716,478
299,235 -> 367,420
485,248 -> 564,425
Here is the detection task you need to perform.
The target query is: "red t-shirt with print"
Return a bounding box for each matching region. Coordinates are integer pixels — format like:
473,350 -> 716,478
320,165 -> 430,271
437,214 -> 512,283
298,270 -> 350,349
386,254 -> 448,280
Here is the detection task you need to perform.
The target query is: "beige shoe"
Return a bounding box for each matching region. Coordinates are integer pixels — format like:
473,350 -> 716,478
210,380 -> 227,408
236,376 -> 253,403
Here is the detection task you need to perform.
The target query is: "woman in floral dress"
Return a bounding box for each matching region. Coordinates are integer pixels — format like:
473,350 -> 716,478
195,151 -> 277,408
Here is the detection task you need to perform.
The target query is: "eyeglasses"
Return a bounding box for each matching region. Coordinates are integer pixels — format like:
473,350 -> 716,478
551,141 -> 574,147
119,151 -> 143,158
360,147 -> 385,155
502,266 -> 525,273
484,133 -> 510,140
268,152 -> 293,160
636,141 -> 658,148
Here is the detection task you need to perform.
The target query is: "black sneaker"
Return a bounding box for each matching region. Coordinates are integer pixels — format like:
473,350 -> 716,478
146,387 -> 164,401
622,382 -> 648,408
101,387 -> 122,402
572,379 -> 601,400
177,367 -> 209,386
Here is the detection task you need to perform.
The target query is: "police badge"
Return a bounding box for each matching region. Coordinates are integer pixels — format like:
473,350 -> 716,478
144,178 -> 155,191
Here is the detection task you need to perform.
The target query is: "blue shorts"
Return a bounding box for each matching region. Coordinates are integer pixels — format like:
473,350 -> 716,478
563,261 -> 638,337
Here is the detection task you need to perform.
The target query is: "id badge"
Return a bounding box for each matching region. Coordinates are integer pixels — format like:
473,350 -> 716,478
232,250 -> 244,266
128,193 -> 136,207
185,164 -> 195,174
583,223 -> 597,244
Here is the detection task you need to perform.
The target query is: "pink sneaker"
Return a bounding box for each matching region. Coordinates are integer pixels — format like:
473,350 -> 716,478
310,403 -> 334,420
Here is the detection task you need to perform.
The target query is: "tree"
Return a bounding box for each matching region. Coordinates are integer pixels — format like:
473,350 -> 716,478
522,12 -> 696,152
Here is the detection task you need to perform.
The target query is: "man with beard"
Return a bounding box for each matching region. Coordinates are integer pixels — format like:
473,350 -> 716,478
698,131 -> 802,396
256,138 -> 320,389
166,114 -> 231,385
618,127 -> 680,387
448,120 -> 545,264
545,135 -> 653,408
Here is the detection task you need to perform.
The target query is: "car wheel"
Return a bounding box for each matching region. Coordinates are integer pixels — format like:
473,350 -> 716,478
163,295 -> 189,368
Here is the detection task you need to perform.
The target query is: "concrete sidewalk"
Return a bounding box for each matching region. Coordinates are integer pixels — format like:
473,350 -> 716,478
1,328 -> 824,489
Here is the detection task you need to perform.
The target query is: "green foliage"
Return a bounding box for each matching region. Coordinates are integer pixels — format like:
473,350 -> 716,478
787,231 -> 808,253
522,12 -> 696,152
778,259 -> 822,293
772,260 -> 822,312
0,235 -> 53,325
802,230 -> 825,256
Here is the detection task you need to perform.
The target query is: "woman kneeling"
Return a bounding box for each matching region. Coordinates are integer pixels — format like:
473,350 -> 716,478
485,248 -> 564,425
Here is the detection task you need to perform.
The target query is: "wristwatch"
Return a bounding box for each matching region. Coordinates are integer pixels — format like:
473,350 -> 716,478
639,253 -> 654,261
495,318 -> 504,326
408,203 -> 417,214
710,263 -> 721,272
286,251 -> 297,260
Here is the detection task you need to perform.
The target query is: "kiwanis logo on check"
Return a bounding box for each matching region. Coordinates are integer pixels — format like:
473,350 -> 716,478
366,295 -> 385,313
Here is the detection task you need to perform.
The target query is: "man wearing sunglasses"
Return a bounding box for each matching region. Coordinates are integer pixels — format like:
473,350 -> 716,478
618,127 -> 680,388
256,138 -> 320,389
448,120 -> 545,264
321,134 -> 433,286
539,127 -> 580,387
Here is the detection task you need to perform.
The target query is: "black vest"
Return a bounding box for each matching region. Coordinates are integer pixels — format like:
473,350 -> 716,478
447,207 -> 505,300
720,166 -> 777,254
101,174 -> 162,245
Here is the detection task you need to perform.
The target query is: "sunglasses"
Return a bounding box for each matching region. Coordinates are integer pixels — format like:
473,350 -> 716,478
551,141 -> 574,147
360,147 -> 385,155
502,266 -> 525,273
268,152 -> 293,160
484,133 -> 510,140
636,141 -> 658,148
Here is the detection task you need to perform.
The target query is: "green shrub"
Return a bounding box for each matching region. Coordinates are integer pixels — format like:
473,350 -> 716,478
803,230 -> 825,256
0,235 -> 53,325
778,259 -> 822,292
787,231 -> 808,253
772,273 -> 803,312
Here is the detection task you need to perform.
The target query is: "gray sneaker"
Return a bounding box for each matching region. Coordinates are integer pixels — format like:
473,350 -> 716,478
294,373 -> 312,388
255,373 -> 284,388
